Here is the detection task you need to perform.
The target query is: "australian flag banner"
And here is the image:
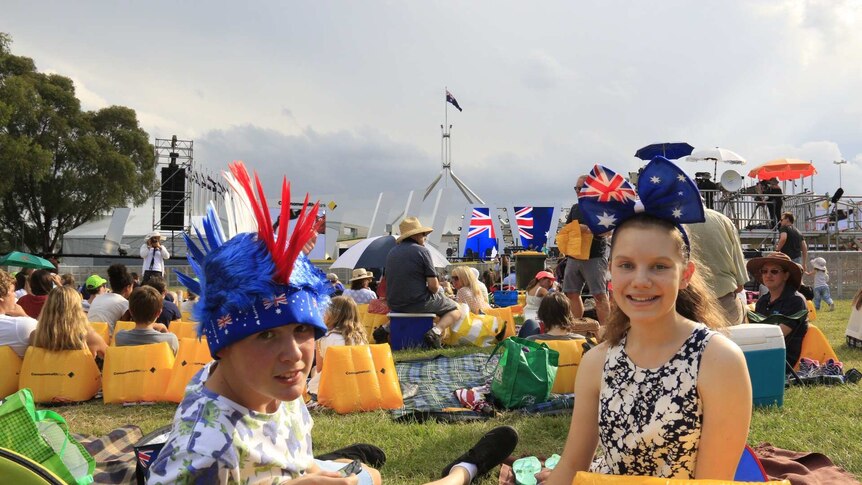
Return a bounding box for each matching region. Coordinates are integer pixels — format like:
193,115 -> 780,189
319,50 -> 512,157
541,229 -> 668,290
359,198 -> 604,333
446,90 -> 463,112
514,206 -> 555,250
463,207 -> 497,259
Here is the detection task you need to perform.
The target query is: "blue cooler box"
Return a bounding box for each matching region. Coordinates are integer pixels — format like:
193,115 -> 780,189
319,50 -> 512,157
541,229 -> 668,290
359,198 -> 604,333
727,324 -> 786,408
388,313 -> 435,350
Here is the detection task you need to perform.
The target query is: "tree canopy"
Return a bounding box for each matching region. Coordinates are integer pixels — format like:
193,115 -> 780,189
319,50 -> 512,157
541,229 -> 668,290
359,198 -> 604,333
0,33 -> 156,254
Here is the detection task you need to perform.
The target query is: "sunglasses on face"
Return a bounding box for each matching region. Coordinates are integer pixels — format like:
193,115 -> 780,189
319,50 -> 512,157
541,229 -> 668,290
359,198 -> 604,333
760,269 -> 785,275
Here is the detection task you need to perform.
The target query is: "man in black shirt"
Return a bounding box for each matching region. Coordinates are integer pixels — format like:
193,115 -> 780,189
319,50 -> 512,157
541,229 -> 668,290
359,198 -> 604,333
775,212 -> 808,274
563,176 -> 610,324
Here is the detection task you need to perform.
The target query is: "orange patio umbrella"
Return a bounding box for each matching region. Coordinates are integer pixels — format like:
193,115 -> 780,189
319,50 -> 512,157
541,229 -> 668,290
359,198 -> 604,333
748,158 -> 817,181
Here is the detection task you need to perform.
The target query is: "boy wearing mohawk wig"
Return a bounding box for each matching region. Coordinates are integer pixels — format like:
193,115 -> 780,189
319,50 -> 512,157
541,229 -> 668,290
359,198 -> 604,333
148,163 -> 517,485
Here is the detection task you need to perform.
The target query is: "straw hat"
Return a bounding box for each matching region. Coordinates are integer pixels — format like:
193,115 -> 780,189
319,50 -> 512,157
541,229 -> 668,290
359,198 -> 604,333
326,273 -> 339,282
349,268 -> 375,283
810,257 -> 827,271
746,252 -> 802,290
396,216 -> 433,243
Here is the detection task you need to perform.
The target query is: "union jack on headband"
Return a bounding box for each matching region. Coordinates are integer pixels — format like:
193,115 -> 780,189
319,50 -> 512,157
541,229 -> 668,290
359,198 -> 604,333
137,450 -> 154,468
581,165 -> 638,204
467,208 -> 496,239
515,206 -> 534,240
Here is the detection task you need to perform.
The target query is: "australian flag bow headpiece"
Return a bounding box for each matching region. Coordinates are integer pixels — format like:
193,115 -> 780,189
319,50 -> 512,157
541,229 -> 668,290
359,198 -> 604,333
577,156 -> 705,241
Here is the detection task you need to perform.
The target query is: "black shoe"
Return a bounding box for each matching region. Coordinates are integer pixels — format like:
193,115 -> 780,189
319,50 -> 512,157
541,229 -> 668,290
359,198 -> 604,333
372,325 -> 390,344
441,426 -> 519,480
424,328 -> 443,349
316,443 -> 387,469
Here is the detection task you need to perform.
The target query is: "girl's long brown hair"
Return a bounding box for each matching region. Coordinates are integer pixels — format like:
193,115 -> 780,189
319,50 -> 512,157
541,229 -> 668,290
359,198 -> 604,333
324,296 -> 368,345
603,214 -> 726,346
33,286 -> 91,351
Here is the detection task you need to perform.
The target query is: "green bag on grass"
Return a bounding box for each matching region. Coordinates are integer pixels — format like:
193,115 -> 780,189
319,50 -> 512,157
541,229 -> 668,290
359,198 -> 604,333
489,337 -> 559,409
0,388 -> 95,485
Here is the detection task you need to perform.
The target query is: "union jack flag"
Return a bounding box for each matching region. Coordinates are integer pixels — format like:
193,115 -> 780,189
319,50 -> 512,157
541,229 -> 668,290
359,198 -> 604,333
467,208 -> 496,239
217,314 -> 233,329
515,206 -> 534,240
137,450 -> 154,468
581,165 -> 637,203
263,293 -> 287,309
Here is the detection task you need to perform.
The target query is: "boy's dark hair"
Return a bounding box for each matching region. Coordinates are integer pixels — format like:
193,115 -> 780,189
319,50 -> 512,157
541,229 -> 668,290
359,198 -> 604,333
29,269 -> 55,296
782,212 -> 795,224
143,275 -> 167,295
14,268 -> 32,291
128,286 -> 163,324
107,264 -> 133,292
537,292 -> 576,331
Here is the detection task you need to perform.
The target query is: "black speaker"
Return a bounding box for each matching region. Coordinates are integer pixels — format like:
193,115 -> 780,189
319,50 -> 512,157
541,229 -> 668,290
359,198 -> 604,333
160,166 -> 186,230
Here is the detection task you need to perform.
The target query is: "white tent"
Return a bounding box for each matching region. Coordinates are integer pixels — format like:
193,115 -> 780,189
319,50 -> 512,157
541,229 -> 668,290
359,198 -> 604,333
62,203 -> 191,255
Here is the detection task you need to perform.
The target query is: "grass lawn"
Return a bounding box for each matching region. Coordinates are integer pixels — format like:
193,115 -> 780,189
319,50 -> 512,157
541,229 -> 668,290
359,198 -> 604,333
52,301 -> 862,484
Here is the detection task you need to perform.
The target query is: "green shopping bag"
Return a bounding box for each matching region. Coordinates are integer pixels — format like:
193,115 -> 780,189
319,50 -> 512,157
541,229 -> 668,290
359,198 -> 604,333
0,388 -> 95,485
488,337 -> 559,409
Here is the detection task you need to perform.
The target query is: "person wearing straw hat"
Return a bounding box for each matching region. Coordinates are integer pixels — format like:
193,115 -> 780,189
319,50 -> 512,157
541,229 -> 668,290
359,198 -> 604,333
384,216 -> 461,349
343,268 -> 378,304
747,252 -> 809,367
140,230 -> 170,283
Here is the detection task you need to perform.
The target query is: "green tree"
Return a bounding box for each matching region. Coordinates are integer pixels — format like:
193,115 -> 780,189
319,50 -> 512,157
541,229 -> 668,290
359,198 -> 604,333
0,33 -> 156,254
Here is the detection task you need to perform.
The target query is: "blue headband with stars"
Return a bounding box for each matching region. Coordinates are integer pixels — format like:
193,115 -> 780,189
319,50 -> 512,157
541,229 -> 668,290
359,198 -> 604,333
577,156 -> 705,243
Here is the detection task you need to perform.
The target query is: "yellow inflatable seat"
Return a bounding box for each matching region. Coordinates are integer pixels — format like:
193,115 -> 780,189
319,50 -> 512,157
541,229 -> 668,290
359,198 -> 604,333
317,344 -> 403,414
169,321 -> 199,340
805,299 -> 817,322
444,311 -> 501,347
110,321 -> 137,345
509,304 -> 524,316
356,304 -> 389,337
795,323 -> 839,369
18,347 -> 100,403
518,292 -> 526,307
573,471 -> 790,484
181,311 -> 192,321
484,307 -> 515,340
534,337 -> 589,394
102,343 -> 175,403
0,346 -> 22,399
89,322 -> 110,345
0,447 -> 66,485
164,338 -> 213,403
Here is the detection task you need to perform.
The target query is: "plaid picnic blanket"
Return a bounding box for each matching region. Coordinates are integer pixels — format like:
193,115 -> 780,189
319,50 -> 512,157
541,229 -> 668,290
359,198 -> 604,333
73,425 -> 142,485
392,353 -> 497,420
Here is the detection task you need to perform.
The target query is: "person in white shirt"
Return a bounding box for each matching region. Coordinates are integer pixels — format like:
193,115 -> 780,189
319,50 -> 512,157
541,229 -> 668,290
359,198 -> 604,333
87,264 -> 134,332
0,269 -> 37,358
140,231 -> 170,283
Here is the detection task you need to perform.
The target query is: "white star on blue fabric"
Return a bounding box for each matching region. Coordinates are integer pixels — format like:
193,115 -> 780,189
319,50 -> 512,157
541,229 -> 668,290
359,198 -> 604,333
677,174 -> 686,182
678,191 -> 684,196
597,211 -> 617,228
650,176 -> 661,184
672,208 -> 683,218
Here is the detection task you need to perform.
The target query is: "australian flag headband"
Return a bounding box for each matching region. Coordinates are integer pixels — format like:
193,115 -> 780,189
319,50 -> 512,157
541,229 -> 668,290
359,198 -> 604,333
577,156 -> 705,245
176,162 -> 331,359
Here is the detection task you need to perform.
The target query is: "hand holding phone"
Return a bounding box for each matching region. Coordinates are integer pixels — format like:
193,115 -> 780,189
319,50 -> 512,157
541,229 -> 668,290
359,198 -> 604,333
337,459 -> 362,477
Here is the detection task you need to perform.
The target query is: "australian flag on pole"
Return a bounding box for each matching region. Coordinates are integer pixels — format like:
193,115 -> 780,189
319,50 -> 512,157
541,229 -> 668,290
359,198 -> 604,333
446,90 -> 463,112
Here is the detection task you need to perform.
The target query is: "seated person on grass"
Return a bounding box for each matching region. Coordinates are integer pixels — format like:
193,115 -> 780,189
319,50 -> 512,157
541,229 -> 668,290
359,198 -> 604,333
142,275 -> 182,327
32,286 -> 108,359
114,286 -> 179,355
520,292 -> 599,341
147,164 -> 518,485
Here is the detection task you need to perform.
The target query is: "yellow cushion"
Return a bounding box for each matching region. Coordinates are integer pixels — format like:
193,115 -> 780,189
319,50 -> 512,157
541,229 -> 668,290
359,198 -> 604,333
356,304 -> 389,337
535,338 -> 589,394
573,471 -> 790,484
111,321 -> 137,345
795,324 -> 839,369
0,347 -> 23,399
19,347 -> 101,403
89,322 -> 110,345
444,311 -> 501,347
805,299 -> 817,322
102,343 -> 175,403
555,220 -> 593,260
484,307 -> 515,340
164,338 -> 213,403
169,321 -> 199,340
317,344 -> 403,414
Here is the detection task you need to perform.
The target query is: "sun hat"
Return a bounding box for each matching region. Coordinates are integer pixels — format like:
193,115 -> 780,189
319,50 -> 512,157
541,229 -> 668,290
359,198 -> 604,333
535,270 -> 556,281
145,231 -> 163,240
349,268 -> 374,282
746,252 -> 802,290
326,273 -> 339,282
810,257 -> 827,271
85,274 -> 107,290
396,216 -> 433,243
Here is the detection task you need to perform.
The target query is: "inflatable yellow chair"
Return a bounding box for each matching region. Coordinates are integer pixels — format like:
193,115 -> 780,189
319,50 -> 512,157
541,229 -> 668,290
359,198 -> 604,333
18,347 -> 101,403
805,300 -> 817,322
534,337 -> 591,394
445,310 -> 501,347
356,304 -> 389,337
0,346 -> 22,398
169,321 -> 199,340
0,447 -> 66,485
484,307 -> 516,340
317,344 -> 403,414
573,471 -> 790,484
102,343 -> 175,403
164,338 -> 213,403
88,322 -> 110,345
795,324 -> 839,370
110,321 -> 137,345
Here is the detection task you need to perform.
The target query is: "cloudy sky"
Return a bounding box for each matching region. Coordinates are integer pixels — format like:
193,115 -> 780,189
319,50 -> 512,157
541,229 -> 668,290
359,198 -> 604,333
6,0 -> 862,230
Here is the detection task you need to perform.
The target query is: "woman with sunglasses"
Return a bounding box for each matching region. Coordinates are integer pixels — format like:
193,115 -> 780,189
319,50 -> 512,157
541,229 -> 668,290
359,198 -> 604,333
747,252 -> 809,367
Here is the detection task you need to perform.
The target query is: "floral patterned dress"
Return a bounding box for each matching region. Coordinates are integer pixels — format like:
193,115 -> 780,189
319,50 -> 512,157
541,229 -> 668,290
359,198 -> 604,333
147,362 -> 315,484
591,324 -> 715,478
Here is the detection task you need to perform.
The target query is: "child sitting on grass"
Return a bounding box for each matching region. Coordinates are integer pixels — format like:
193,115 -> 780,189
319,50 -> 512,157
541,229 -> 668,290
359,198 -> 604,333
307,295 -> 369,395
114,286 -> 179,355
147,163 -> 518,485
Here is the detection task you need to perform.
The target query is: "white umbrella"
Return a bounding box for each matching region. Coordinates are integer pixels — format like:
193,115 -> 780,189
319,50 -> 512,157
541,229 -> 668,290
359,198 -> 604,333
685,147 -> 746,180
330,235 -> 450,270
